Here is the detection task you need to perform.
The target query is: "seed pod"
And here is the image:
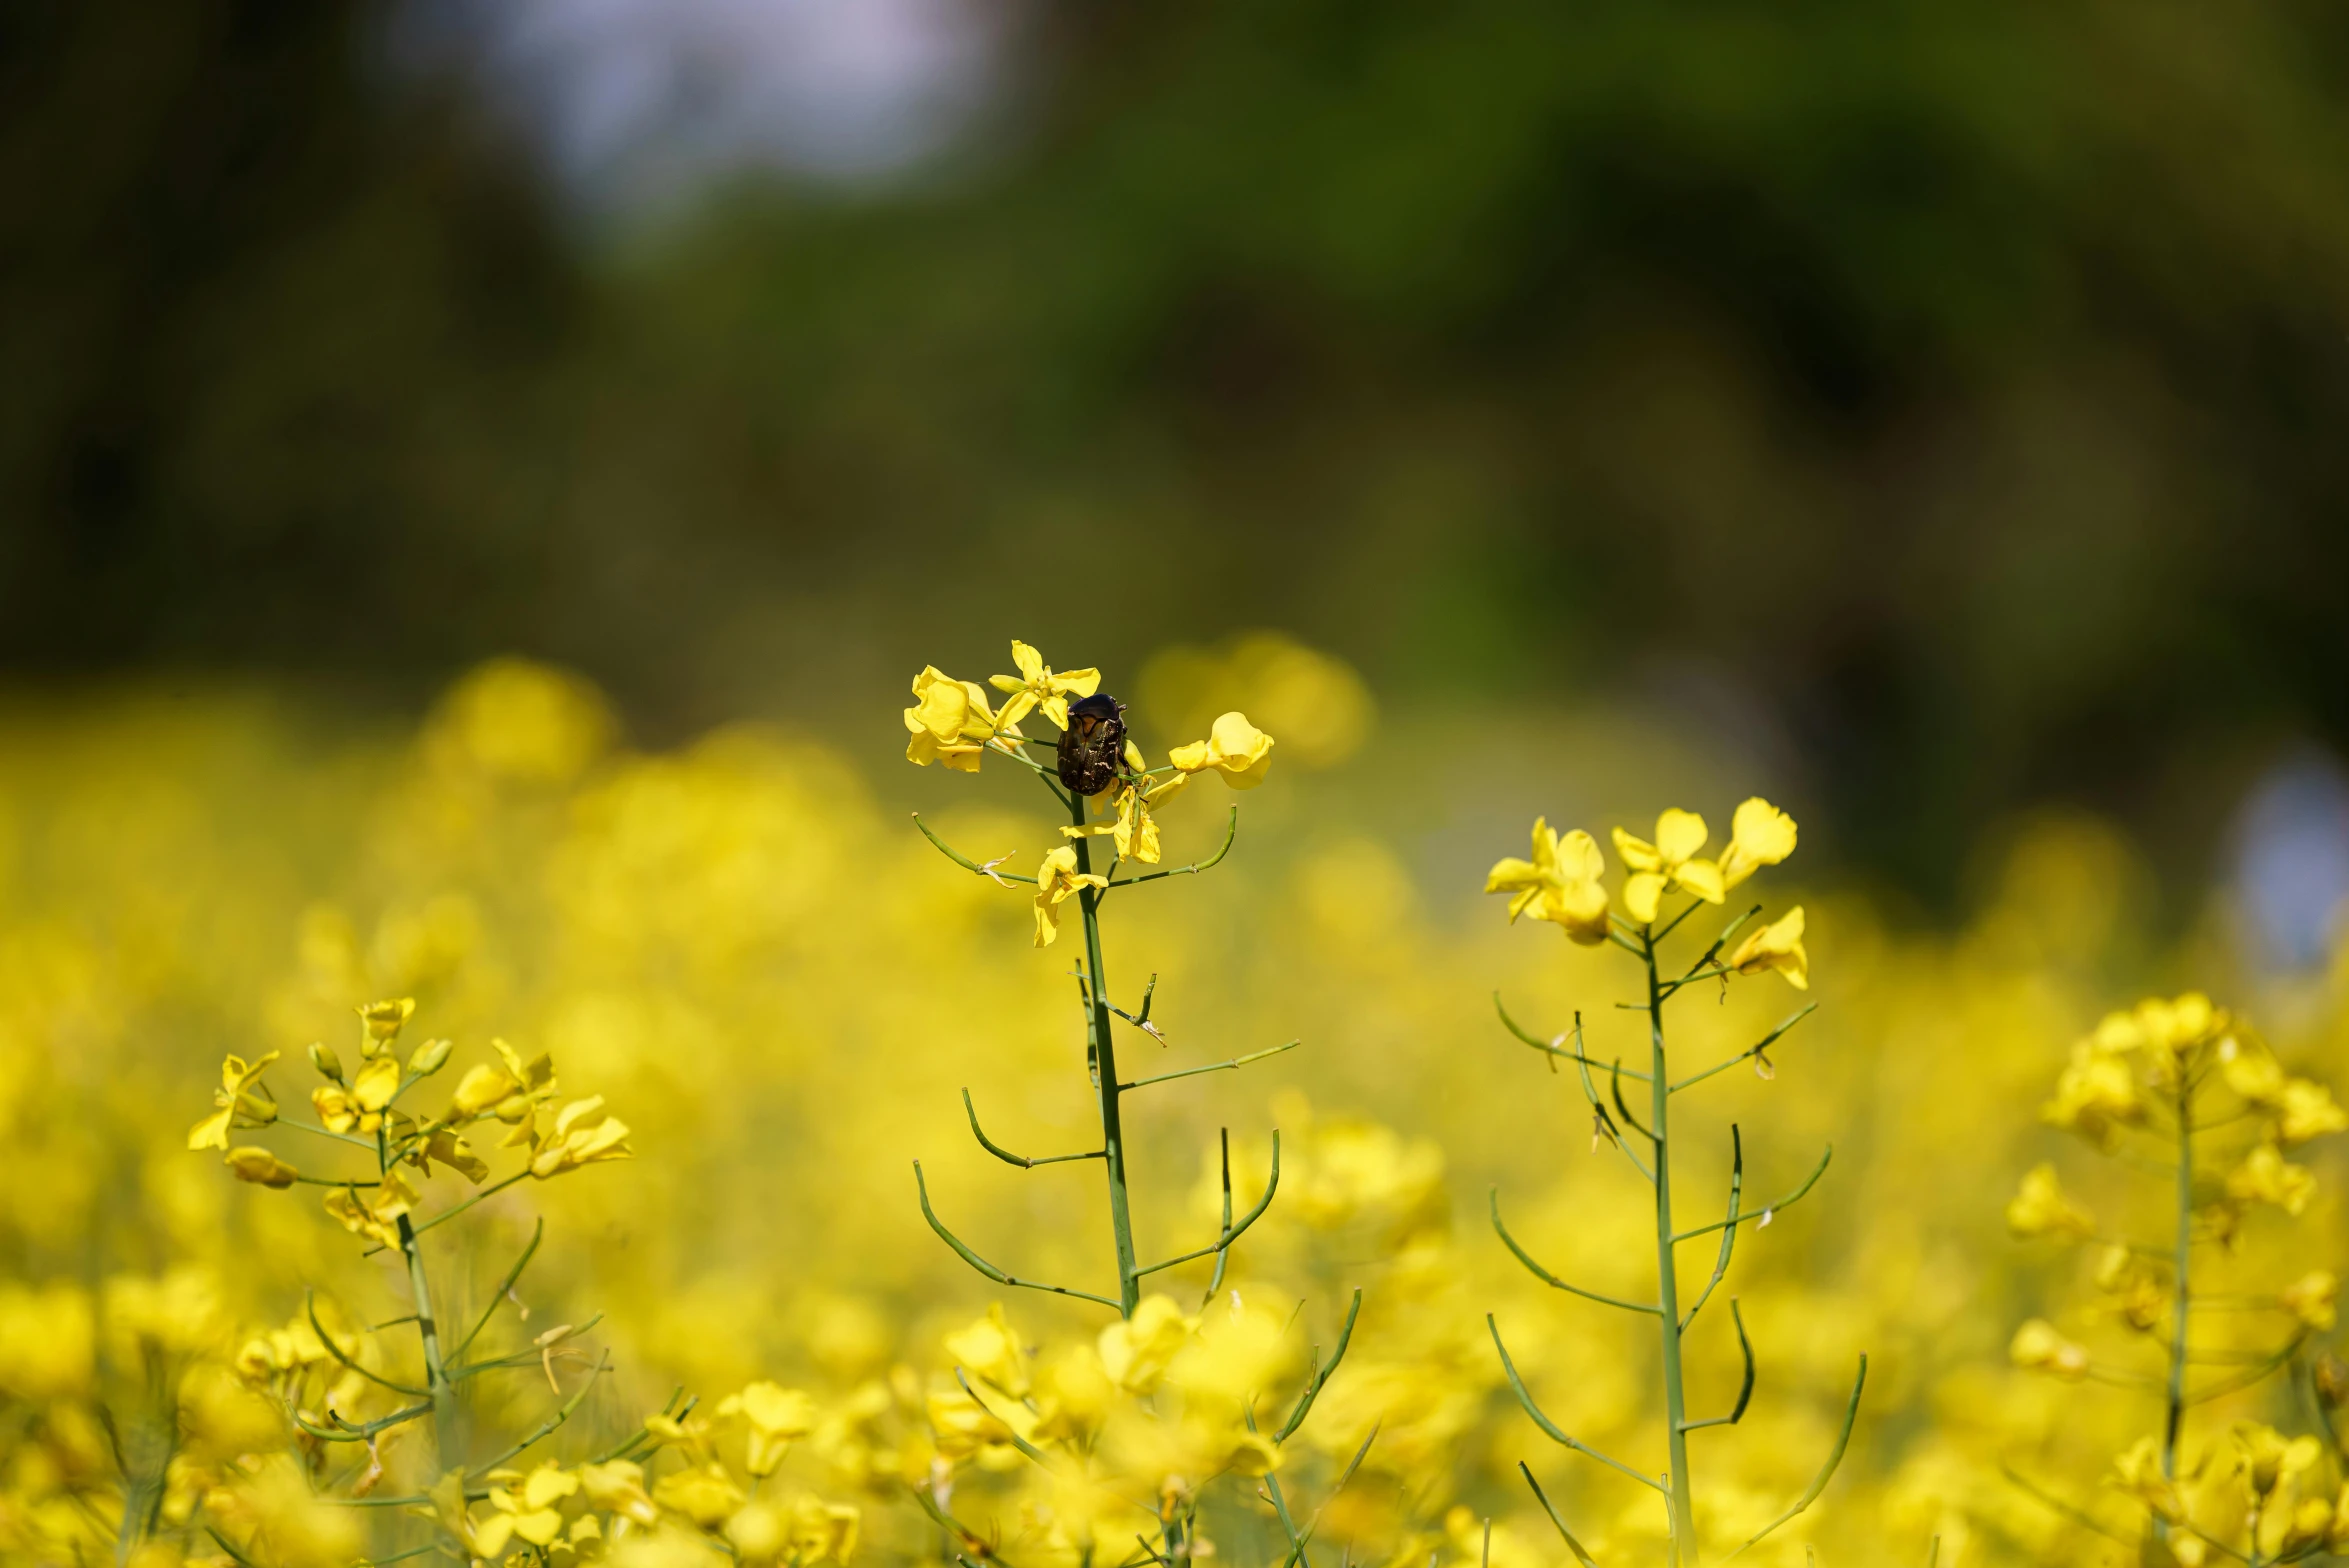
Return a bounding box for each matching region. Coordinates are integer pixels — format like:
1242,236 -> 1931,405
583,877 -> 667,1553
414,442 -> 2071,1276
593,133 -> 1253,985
1057,694 -> 1128,796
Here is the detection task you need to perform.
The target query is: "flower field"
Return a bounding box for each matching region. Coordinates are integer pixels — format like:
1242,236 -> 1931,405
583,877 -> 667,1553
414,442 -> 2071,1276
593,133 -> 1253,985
3,645 -> 2344,1568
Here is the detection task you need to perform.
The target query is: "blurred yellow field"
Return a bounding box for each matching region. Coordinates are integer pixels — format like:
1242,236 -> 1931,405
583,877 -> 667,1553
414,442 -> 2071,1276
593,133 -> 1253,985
4,647 -> 2344,1568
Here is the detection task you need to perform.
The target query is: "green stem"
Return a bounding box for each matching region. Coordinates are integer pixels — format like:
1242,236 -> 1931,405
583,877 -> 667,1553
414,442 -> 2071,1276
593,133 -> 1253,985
2158,1073 -> 2193,1557
394,1203 -> 461,1469
1647,932 -> 1700,1566
1072,789 -> 1141,1318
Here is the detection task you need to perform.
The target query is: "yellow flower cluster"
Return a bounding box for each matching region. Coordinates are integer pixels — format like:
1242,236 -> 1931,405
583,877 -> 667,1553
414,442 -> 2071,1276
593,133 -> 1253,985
904,639 -> 1275,944
1485,799 -> 1806,986
9,655 -> 2349,1568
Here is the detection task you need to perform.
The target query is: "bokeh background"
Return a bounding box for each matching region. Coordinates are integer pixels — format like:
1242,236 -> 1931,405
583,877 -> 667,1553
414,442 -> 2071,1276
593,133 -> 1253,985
8,3 -> 2349,1564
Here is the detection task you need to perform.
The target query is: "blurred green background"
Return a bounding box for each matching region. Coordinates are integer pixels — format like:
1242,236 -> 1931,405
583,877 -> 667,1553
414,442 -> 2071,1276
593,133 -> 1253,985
8,0 -> 2349,918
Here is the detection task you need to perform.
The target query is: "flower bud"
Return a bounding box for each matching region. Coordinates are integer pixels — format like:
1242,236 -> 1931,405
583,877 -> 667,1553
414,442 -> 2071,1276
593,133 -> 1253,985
225,1147 -> 300,1189
2314,1352 -> 2349,1411
408,1038 -> 453,1077
307,1042 -> 344,1083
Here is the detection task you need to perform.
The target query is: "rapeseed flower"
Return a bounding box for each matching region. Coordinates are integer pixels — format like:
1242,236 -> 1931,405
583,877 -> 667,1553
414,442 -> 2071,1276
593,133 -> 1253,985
1484,818 -> 1608,944
1612,808 -> 1725,922
989,640 -> 1101,732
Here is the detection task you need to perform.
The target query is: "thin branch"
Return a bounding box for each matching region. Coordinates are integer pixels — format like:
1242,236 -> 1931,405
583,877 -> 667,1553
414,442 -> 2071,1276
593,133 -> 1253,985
410,1169 -> 529,1236
1659,906 -> 1763,994
955,1369 -> 1052,1466
290,1401 -> 433,1443
306,1292 -> 428,1398
1609,1058 -> 1655,1143
1487,1315 -> 1665,1492
1680,1301 -> 1755,1432
1107,808 -> 1239,887
1122,1039 -> 1299,1092
450,1313 -> 603,1380
466,1353 -> 610,1476
1517,1464 -> 1601,1568
961,1090 -> 1104,1169
1492,998 -> 1651,1082
1673,1143 -> 1833,1242
912,813 -> 1040,884
1277,1289 -> 1364,1442
1204,1130 -> 1237,1305
1490,1191 -> 1659,1315
2186,1333 -> 2307,1405
1134,1133 -> 1280,1277
1682,1126 -> 1745,1330
1724,1355 -> 1868,1559
913,1162 -> 1122,1311
1671,1004 -> 1820,1094
1996,1464 -> 2136,1547
452,1218 -> 543,1361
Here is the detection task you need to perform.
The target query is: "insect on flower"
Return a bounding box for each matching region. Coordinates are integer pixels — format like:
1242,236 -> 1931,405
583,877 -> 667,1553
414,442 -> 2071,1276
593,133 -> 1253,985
1057,693 -> 1128,795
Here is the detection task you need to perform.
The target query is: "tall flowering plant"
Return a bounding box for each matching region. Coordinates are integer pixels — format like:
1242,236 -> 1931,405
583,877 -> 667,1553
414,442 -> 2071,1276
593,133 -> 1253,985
186,998 -> 865,1567
2007,993 -> 2349,1566
1480,801 -> 1862,1568
902,640 -> 1371,1568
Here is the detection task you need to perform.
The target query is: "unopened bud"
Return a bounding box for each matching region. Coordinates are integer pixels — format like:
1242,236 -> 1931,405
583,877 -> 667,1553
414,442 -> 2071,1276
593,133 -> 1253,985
408,1038 -> 454,1076
308,1042 -> 344,1083
225,1147 -> 300,1189
2316,1352 -> 2349,1410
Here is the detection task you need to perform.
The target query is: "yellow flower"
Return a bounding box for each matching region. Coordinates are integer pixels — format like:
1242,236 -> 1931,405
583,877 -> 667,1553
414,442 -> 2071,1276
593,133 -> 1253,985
578,1460 -> 659,1526
1727,906 -> 1808,990
2041,1037 -> 2144,1146
1033,845 -> 1107,948
2227,1143 -> 2315,1215
1064,785 -> 1163,864
1098,1295 -> 1197,1395
2005,1163 -> 2095,1240
2282,1270 -> 2339,1331
2009,1318 -> 2089,1380
313,1052 -> 401,1135
224,1147 -> 300,1190
321,1168 -> 419,1249
1168,712 -> 1276,790
1717,797 -> 1798,889
727,1495 -> 861,1567
474,1463 -> 580,1557
2109,1435 -> 2184,1522
188,1053 -> 281,1151
2234,1423 -> 2323,1498
528,1097 -> 634,1178
988,640 -> 1101,732
2278,1078 -> 2349,1146
449,1038 -> 558,1127
1484,819 -> 1609,945
719,1382 -> 820,1477
905,667 -> 1015,772
944,1303 -> 1031,1397
1612,809 -> 1725,923
356,997 -> 415,1055
654,1463 -> 748,1530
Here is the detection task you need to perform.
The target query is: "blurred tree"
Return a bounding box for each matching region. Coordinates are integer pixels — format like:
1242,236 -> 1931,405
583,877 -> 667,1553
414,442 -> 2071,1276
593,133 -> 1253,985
4,0 -> 2349,908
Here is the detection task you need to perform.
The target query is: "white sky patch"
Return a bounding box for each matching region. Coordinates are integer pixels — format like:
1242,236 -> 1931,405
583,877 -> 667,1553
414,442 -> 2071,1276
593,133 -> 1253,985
401,0 -> 1002,207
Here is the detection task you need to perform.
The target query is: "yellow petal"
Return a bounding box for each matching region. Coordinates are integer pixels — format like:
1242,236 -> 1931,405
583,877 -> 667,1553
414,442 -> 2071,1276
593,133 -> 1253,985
1557,828 -> 1605,883
188,1108 -> 233,1152
1654,809 -> 1709,864
1484,857 -> 1541,895
1053,667 -> 1102,698
1623,871 -> 1665,924
1720,797 -> 1797,887
1675,857 -> 1726,904
1612,827 -> 1661,873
